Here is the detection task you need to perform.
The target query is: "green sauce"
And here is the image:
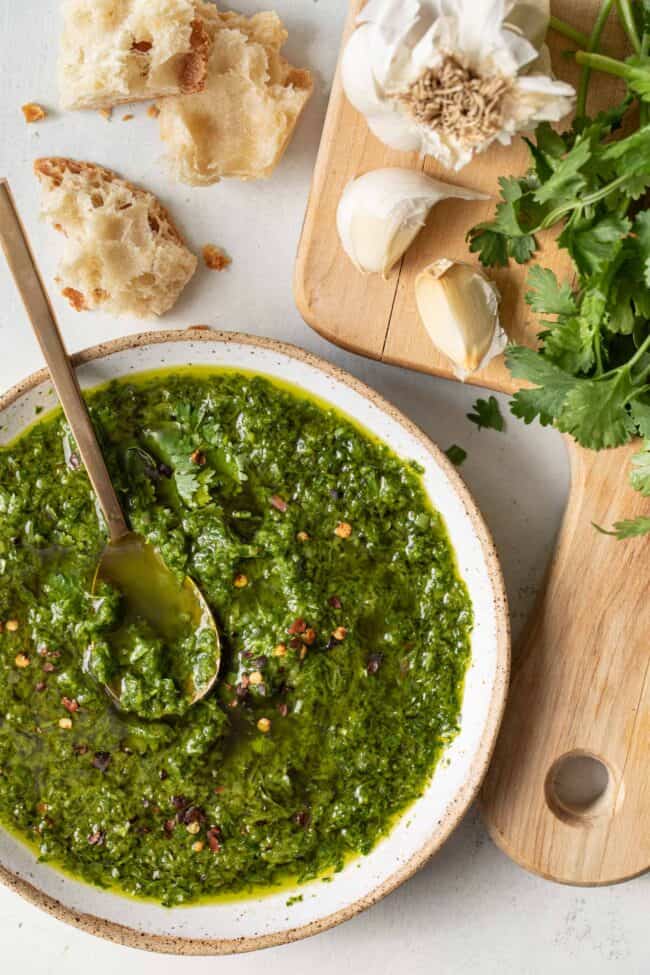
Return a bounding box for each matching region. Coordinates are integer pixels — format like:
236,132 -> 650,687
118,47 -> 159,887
0,368 -> 472,906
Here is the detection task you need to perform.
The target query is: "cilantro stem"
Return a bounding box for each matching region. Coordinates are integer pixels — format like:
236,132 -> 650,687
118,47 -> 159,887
641,33 -> 650,125
576,50 -> 634,81
577,0 -> 615,118
599,334 -> 650,378
536,172 -> 631,231
615,0 -> 642,54
549,16 -> 590,48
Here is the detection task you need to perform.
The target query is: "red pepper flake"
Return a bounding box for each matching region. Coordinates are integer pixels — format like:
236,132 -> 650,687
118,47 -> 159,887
68,452 -> 81,470
293,810 -> 310,828
206,827 -> 221,852
35,680 -> 47,693
277,702 -> 289,718
42,661 -> 56,673
302,628 -> 317,646
163,818 -> 176,837
270,494 -> 288,513
214,785 -> 226,795
287,618 -> 306,635
61,696 -> 79,713
88,830 -> 105,846
328,595 -> 342,609
289,637 -> 302,649
190,449 -> 206,466
132,39 -> 153,52
171,795 -> 189,811
73,743 -> 89,756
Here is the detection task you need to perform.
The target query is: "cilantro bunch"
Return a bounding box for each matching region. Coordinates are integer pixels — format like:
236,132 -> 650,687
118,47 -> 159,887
468,0 -> 650,538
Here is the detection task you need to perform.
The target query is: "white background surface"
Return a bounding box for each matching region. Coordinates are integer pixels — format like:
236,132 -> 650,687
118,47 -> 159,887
0,1 -> 647,971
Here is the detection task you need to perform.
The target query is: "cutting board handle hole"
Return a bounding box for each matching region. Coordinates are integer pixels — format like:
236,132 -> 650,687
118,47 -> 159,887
545,752 -> 615,825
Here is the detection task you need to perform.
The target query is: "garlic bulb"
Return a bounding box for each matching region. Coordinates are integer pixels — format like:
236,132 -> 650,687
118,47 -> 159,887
415,259 -> 507,378
337,167 -> 487,276
342,0 -> 575,171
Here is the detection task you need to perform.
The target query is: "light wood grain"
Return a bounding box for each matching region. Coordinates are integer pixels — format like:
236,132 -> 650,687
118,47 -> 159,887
482,440 -> 650,884
295,1 -> 649,886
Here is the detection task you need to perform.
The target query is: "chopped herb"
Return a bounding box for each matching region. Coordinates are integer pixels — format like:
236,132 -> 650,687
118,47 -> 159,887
444,444 -> 467,466
0,369 -> 472,905
466,396 -> 505,432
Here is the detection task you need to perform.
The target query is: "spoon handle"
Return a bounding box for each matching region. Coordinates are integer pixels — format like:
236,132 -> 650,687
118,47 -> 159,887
0,179 -> 129,542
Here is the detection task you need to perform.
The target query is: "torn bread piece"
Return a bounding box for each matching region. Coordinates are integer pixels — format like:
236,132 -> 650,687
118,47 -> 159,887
35,157 -> 197,318
58,0 -> 211,110
158,3 -> 313,183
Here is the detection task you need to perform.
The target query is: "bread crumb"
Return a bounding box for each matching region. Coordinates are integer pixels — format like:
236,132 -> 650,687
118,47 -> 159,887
202,244 -> 231,271
147,105 -> 160,119
61,287 -> 87,311
22,103 -> 47,123
122,113 -> 134,122
98,108 -> 112,121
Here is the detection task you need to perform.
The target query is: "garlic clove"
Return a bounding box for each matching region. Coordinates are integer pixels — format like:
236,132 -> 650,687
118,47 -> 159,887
337,168 -> 487,276
415,259 -> 507,379
348,212 -> 423,278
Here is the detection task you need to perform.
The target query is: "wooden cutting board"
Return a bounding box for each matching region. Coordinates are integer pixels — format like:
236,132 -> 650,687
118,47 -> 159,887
295,1 -> 650,885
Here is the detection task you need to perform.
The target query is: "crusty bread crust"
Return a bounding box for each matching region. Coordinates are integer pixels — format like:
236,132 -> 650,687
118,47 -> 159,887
35,157 -> 197,318
34,157 -> 188,248
181,18 -> 211,93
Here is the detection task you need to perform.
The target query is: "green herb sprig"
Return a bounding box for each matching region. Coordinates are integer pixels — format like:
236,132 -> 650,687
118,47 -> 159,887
468,0 -> 650,537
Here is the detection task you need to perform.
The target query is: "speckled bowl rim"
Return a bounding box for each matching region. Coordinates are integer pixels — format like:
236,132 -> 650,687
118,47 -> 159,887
0,328 -> 510,955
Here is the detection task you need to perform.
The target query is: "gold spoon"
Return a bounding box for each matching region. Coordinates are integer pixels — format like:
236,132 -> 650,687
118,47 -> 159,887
0,179 -> 220,710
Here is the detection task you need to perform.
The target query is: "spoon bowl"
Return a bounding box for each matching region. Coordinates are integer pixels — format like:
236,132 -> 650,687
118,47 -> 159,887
94,533 -> 221,712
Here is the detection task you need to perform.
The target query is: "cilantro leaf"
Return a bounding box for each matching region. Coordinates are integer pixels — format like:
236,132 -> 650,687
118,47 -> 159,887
556,373 -> 638,449
599,123 -> 650,193
508,235 -> 538,264
525,266 -> 577,316
445,444 -> 467,466
468,228 -> 509,267
506,347 -> 577,425
634,211 -> 650,288
630,442 -> 650,495
541,315 -> 596,374
532,136 -> 591,205
594,516 -> 650,538
560,215 -> 631,277
631,399 -> 650,438
466,396 -> 505,432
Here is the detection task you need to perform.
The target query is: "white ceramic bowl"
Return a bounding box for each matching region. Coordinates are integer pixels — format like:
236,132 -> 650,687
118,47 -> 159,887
0,330 -> 509,954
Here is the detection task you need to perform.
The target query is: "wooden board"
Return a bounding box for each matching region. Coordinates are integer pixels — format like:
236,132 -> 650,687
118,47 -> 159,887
295,1 -> 650,886
295,1 -> 625,394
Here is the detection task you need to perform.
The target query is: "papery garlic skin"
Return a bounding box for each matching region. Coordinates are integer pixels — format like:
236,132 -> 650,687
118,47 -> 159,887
337,168 -> 487,276
342,0 -> 575,172
415,259 -> 507,379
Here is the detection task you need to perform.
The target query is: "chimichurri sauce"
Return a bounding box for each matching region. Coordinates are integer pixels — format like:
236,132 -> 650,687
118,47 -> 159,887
0,369 -> 472,905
